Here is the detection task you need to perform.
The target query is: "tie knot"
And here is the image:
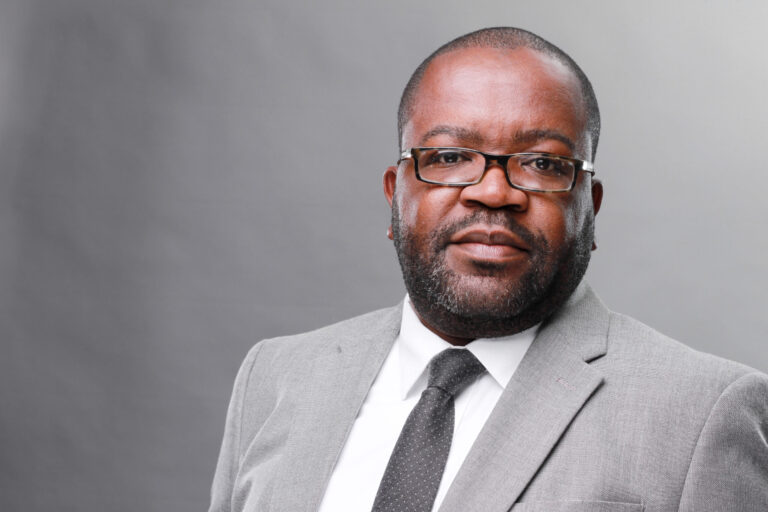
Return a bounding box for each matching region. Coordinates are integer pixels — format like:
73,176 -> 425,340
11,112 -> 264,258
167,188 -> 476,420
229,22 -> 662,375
426,349 -> 486,397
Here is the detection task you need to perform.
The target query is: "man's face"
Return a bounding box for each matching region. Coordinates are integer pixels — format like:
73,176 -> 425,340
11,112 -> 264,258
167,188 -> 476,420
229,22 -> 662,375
383,47 -> 603,344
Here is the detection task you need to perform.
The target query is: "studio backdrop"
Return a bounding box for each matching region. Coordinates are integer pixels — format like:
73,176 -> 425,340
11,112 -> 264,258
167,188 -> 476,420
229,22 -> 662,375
1,1 -> 766,510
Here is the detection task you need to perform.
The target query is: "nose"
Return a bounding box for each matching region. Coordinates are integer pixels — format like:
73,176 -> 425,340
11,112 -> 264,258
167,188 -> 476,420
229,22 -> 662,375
459,164 -> 529,211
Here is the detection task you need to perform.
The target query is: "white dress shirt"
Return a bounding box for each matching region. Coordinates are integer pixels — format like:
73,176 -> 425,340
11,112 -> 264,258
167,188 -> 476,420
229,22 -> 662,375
318,297 -> 537,512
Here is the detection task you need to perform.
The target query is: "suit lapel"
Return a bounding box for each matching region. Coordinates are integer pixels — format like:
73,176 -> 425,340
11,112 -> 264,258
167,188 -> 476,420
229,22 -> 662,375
269,304 -> 402,512
439,283 -> 610,512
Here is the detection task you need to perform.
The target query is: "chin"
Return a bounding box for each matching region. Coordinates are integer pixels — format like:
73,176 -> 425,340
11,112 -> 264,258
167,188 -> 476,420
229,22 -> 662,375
405,254 -> 589,339
446,282 -> 541,319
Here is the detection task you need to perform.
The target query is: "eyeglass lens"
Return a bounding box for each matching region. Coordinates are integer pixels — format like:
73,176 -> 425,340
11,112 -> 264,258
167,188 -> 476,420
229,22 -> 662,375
414,148 -> 577,190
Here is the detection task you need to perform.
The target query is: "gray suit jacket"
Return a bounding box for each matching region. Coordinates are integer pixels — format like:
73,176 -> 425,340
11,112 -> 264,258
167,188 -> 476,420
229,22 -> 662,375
209,283 -> 768,511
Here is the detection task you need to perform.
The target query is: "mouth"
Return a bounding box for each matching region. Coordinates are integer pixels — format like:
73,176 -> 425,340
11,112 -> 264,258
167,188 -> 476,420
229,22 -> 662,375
447,225 -> 530,263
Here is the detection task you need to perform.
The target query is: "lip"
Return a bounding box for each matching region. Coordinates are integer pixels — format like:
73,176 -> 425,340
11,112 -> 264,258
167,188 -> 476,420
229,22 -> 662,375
450,226 -> 530,250
448,225 -> 530,262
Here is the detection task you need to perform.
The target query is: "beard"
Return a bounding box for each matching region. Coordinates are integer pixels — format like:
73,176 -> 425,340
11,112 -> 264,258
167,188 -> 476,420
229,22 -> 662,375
391,199 -> 593,340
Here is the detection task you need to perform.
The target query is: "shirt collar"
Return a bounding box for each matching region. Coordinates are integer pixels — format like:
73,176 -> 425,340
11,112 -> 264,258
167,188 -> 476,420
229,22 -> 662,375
397,295 -> 538,400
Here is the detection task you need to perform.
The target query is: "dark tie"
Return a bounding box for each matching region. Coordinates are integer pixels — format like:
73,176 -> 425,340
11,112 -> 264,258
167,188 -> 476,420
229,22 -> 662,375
371,349 -> 487,512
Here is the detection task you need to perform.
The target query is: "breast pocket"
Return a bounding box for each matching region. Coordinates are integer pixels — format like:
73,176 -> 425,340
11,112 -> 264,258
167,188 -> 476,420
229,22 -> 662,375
511,501 -> 643,512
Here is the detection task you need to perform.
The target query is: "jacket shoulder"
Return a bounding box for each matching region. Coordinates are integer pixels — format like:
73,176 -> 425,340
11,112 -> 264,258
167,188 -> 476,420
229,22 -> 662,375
257,303 -> 401,353
234,303 -> 401,384
605,310 -> 763,392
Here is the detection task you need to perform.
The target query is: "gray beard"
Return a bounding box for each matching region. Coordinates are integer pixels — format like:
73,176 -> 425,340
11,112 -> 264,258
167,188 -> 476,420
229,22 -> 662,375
391,199 -> 593,339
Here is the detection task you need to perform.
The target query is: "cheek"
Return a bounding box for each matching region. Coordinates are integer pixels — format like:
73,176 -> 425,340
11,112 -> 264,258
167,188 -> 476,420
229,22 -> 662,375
396,185 -> 460,235
540,192 -> 593,251
529,196 -> 577,245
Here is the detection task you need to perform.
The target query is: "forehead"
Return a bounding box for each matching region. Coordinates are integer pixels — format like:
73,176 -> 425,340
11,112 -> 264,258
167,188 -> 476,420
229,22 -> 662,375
403,47 -> 588,155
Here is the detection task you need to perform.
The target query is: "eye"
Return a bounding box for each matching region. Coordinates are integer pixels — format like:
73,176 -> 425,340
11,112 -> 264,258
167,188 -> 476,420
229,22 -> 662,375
522,156 -> 569,176
424,149 -> 472,167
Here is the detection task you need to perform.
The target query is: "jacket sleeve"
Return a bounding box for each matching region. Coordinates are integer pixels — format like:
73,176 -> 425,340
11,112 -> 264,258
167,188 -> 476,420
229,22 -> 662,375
678,371 -> 768,511
208,344 -> 264,512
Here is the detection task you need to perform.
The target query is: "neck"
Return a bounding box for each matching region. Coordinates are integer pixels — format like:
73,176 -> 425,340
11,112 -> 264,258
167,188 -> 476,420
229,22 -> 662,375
412,308 -> 475,346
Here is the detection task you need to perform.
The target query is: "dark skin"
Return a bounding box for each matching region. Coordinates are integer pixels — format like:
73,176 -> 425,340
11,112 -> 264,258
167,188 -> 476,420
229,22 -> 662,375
383,47 -> 603,346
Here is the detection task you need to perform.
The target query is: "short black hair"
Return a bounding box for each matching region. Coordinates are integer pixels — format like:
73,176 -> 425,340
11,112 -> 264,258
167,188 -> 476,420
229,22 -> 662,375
397,27 -> 601,159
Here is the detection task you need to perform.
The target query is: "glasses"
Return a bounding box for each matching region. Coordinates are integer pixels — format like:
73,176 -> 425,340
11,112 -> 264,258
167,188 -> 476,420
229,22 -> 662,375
399,147 -> 595,193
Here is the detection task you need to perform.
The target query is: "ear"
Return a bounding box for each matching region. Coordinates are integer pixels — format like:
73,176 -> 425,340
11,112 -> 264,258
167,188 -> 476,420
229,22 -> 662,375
383,166 -> 398,240
591,178 -> 603,216
590,178 -> 603,251
383,165 -> 398,207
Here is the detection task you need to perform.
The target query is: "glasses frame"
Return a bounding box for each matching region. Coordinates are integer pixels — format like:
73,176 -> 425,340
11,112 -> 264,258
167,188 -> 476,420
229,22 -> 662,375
399,147 -> 595,193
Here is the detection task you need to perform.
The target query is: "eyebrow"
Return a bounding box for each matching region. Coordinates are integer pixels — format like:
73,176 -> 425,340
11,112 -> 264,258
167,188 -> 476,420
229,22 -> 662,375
418,125 -> 576,153
418,125 -> 484,146
512,129 -> 576,153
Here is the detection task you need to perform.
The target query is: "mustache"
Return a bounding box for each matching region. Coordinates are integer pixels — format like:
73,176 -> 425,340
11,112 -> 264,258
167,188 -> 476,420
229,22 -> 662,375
432,210 -> 538,249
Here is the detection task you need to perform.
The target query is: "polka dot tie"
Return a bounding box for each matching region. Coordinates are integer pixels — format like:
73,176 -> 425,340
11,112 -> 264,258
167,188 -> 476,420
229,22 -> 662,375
371,349 -> 486,512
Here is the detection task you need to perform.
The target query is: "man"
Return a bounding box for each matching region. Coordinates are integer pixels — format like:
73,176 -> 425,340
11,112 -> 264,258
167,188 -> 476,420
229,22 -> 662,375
210,27 -> 768,512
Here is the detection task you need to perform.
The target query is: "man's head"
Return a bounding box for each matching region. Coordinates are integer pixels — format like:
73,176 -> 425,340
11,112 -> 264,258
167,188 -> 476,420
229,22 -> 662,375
383,27 -> 604,344
398,27 -> 601,160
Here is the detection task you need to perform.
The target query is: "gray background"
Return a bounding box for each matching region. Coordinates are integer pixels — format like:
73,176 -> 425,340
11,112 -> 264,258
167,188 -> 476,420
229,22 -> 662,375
1,0 -> 766,510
